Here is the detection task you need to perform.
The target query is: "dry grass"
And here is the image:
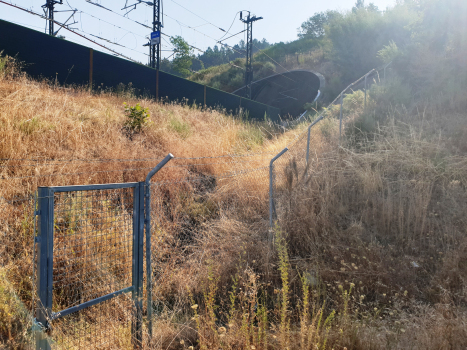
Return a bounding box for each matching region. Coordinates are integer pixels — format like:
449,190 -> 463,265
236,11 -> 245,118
0,55 -> 308,349
1,54 -> 467,350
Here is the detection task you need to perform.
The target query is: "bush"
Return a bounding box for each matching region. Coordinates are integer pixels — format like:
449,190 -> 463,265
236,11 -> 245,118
123,102 -> 150,134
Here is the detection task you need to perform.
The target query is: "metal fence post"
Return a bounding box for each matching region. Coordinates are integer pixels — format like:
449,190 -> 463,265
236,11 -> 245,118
269,148 -> 288,238
305,115 -> 324,174
145,154 -> 174,343
132,182 -> 145,348
35,187 -> 52,350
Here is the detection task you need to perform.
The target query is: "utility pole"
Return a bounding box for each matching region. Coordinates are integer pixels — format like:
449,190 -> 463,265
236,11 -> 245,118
123,0 -> 162,98
152,0 -> 162,70
42,0 -> 63,36
240,11 -> 262,100
123,1 -> 161,68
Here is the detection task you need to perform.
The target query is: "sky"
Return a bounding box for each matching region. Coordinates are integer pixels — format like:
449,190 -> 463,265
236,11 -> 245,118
0,0 -> 397,64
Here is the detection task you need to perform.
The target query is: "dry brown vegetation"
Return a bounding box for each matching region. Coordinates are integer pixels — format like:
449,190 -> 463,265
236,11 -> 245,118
1,53 -> 467,350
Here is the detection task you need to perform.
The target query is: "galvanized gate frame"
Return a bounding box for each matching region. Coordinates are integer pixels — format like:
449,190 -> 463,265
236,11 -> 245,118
34,154 -> 174,349
35,183 -> 145,349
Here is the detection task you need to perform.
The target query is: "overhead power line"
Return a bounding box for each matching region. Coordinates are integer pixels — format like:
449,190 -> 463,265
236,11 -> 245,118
217,29 -> 246,43
169,0 -> 226,33
218,11 -> 240,41
85,0 -> 152,29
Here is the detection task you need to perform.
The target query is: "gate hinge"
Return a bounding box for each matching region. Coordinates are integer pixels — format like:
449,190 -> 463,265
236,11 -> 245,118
32,318 -> 49,332
34,210 -> 41,216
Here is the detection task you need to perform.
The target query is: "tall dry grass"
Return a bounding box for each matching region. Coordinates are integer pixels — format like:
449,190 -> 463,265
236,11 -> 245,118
0,55 -> 309,349
2,53 -> 467,350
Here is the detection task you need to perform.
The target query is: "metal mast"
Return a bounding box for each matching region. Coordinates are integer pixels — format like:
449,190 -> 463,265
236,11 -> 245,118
42,0 -> 63,36
152,0 -> 162,70
240,11 -> 262,99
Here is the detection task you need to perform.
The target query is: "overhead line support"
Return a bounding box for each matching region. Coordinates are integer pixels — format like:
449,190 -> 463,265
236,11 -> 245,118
152,0 -> 162,70
42,0 -> 63,36
240,11 -> 262,100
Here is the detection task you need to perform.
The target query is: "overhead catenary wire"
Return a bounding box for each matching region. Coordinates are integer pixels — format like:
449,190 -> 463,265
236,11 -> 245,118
218,29 -> 247,43
85,0 -> 152,29
218,11 -> 240,41
169,0 -> 226,33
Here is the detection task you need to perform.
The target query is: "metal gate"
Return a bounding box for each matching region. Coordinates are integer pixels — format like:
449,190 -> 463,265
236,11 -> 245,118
35,183 -> 145,349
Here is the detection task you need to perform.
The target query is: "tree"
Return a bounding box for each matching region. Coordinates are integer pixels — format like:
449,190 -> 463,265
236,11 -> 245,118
353,0 -> 365,13
367,3 -> 380,12
298,11 -> 340,39
170,36 -> 193,77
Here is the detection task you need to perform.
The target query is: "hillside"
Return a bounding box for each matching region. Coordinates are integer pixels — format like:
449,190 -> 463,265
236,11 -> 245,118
191,0 -> 467,106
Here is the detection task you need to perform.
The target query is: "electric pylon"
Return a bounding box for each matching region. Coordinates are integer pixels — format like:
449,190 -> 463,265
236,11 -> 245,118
42,0 -> 63,36
152,0 -> 162,70
240,11 -> 262,99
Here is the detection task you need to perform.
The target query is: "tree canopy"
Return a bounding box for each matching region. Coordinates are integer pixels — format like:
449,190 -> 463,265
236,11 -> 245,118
170,36 -> 193,77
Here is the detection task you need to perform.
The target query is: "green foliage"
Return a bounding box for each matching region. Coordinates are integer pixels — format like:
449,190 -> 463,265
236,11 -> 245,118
17,117 -> 55,135
190,59 -> 277,93
123,103 -> 150,133
274,224 -> 291,348
326,2 -> 413,81
298,11 -> 341,39
0,52 -> 21,79
170,36 -> 193,77
0,54 -> 6,73
396,0 -> 467,105
377,40 -> 401,64
369,77 -> 412,109
187,0 -> 465,111
196,38 -> 270,70
237,126 -> 264,150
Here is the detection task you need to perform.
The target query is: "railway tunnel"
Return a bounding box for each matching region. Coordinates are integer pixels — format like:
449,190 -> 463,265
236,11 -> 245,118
233,70 -> 324,118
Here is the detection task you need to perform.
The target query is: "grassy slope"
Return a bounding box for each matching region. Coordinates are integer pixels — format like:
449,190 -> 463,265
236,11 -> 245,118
1,54 -> 467,349
0,58 -> 307,348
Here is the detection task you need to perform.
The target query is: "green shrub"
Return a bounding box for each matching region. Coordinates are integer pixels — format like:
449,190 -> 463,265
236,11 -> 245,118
123,103 -> 150,133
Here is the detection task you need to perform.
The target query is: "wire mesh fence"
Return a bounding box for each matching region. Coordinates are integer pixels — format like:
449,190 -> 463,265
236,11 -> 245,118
51,188 -> 134,309
32,184 -> 144,349
50,296 -> 135,350
270,63 -> 393,228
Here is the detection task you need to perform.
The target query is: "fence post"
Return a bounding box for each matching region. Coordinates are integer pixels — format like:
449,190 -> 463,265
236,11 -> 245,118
89,48 -> 93,91
132,182 -> 145,348
305,115 -> 324,174
145,154 -> 174,343
269,148 -> 289,239
35,187 -> 53,350
156,69 -> 159,101
204,85 -> 207,106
